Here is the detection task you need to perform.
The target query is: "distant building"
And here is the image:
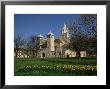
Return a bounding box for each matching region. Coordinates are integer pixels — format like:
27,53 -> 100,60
14,48 -> 29,58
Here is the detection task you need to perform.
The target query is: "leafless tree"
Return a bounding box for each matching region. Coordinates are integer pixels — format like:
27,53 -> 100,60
26,35 -> 38,58
80,14 -> 97,55
14,34 -> 25,58
68,14 -> 97,57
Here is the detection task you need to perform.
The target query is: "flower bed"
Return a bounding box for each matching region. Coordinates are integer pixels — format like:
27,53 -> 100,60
18,64 -> 97,74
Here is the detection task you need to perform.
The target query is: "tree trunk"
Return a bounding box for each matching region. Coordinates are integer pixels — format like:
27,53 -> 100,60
32,50 -> 34,58
76,51 -> 80,57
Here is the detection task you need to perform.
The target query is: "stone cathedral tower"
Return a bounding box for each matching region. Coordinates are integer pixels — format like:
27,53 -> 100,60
47,31 -> 55,52
60,23 -> 70,44
37,34 -> 43,49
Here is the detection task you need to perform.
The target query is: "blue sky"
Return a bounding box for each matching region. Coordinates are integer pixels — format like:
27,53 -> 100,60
14,14 -> 80,39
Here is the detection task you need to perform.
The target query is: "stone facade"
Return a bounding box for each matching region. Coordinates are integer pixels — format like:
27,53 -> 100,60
37,23 -> 86,58
14,23 -> 86,58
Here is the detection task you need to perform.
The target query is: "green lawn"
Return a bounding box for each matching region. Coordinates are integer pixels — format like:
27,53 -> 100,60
14,57 -> 97,76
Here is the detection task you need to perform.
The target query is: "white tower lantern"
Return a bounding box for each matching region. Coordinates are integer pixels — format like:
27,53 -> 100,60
60,23 -> 70,43
62,23 -> 69,34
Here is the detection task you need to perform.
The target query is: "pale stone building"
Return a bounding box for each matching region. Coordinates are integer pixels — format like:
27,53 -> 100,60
37,23 -> 86,58
14,48 -> 29,58
14,23 -> 86,58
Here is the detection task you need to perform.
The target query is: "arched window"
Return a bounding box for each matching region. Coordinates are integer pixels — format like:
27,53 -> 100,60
42,52 -> 45,58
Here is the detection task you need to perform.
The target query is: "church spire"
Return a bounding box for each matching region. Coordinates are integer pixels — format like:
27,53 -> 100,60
62,22 -> 68,34
64,22 -> 66,28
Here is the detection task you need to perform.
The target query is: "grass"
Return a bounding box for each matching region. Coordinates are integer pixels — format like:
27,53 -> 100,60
14,57 -> 97,76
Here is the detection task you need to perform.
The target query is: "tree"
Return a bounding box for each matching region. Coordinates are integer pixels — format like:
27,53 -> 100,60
14,34 -> 25,58
68,22 -> 87,57
80,14 -> 97,55
26,35 -> 38,58
68,14 -> 97,57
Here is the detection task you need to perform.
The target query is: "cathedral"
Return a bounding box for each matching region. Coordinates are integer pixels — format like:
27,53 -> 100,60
15,23 -> 86,58
36,23 -> 86,58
